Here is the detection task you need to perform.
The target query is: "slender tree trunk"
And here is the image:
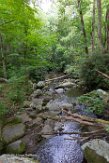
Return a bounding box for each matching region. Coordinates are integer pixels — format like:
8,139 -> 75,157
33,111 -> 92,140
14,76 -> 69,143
91,0 -> 96,52
96,0 -> 103,51
77,0 -> 89,54
0,35 -> 7,79
106,5 -> 109,52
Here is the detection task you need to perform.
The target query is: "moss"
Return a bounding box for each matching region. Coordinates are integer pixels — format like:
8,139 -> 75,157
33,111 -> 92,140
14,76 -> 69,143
84,147 -> 108,163
6,141 -> 26,154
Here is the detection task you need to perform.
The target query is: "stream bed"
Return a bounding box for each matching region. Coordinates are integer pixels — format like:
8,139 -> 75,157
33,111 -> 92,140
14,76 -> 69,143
34,78 -> 85,163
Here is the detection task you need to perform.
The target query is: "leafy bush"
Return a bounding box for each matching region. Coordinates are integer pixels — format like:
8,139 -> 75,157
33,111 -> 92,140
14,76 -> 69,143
27,66 -> 48,82
0,102 -> 8,119
80,53 -> 109,90
65,65 -> 80,78
78,90 -> 105,115
7,76 -> 26,104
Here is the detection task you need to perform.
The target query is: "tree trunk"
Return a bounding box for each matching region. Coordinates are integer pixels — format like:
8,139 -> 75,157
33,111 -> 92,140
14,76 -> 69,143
96,0 -> 103,51
106,5 -> 109,52
77,0 -> 89,54
91,0 -> 96,52
0,35 -> 7,79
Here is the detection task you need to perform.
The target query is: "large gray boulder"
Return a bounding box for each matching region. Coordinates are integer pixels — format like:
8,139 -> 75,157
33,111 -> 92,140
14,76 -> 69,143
2,123 -> 25,143
82,139 -> 109,163
6,140 -> 26,154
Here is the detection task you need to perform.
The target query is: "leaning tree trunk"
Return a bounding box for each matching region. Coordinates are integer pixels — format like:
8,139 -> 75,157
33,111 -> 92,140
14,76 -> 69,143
106,5 -> 109,52
0,35 -> 7,79
77,0 -> 89,54
91,0 -> 96,52
96,0 -> 103,51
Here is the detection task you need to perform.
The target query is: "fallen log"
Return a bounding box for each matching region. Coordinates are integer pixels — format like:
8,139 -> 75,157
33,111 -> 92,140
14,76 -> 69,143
45,75 -> 68,82
63,109 -> 109,126
95,70 -> 109,80
0,78 -> 8,83
41,129 -> 105,136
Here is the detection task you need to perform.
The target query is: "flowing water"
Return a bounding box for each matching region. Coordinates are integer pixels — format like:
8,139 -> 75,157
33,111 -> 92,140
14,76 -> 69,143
34,77 -> 85,163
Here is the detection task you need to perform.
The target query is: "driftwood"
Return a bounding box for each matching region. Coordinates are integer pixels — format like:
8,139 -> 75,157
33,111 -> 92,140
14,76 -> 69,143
45,75 -> 68,82
96,70 -> 109,80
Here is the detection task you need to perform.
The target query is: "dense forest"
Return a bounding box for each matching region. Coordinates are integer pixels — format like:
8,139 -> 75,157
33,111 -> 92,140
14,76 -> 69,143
1,0 -> 109,162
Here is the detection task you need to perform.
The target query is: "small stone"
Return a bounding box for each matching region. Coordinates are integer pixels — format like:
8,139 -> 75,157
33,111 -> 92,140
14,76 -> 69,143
31,89 -> 43,98
37,81 -> 45,89
23,101 -> 31,108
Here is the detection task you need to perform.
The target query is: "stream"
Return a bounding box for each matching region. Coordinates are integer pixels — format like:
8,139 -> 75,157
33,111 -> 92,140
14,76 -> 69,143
34,76 -> 85,163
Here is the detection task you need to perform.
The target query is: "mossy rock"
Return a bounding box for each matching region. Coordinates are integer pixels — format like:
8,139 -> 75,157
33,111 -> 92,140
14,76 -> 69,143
84,147 -> 108,163
6,140 -> 26,154
2,123 -> 26,144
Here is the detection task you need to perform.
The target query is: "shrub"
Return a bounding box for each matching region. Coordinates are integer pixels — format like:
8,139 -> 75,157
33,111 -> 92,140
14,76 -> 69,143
78,90 -> 105,115
0,102 -> 8,119
27,66 -> 48,81
7,76 -> 26,104
80,53 -> 109,90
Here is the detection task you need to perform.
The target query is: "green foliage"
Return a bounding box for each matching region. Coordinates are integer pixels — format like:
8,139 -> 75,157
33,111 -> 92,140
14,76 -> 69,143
78,90 -> 105,115
7,76 -> 27,104
80,54 -> 109,90
0,102 -> 8,119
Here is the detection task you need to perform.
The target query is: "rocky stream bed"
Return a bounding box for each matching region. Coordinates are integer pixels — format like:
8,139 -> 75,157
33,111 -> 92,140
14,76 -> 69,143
0,75 -> 109,163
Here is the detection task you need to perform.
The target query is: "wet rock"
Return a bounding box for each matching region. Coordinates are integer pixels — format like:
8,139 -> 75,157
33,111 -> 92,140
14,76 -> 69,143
55,88 -> 64,94
46,99 -> 73,115
6,140 -> 26,154
82,139 -> 109,163
0,154 -> 39,163
2,123 -> 25,143
37,81 -> 45,89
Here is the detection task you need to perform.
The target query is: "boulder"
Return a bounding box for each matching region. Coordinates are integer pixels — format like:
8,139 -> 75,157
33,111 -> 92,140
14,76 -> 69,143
0,155 -> 39,163
30,98 -> 43,112
37,81 -> 45,89
2,123 -> 25,143
17,113 -> 32,124
46,99 -> 73,115
31,89 -> 43,98
97,89 -> 109,105
82,139 -> 109,163
41,119 -> 54,138
55,88 -> 64,94
41,124 -> 53,138
6,140 -> 26,154
57,82 -> 76,88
